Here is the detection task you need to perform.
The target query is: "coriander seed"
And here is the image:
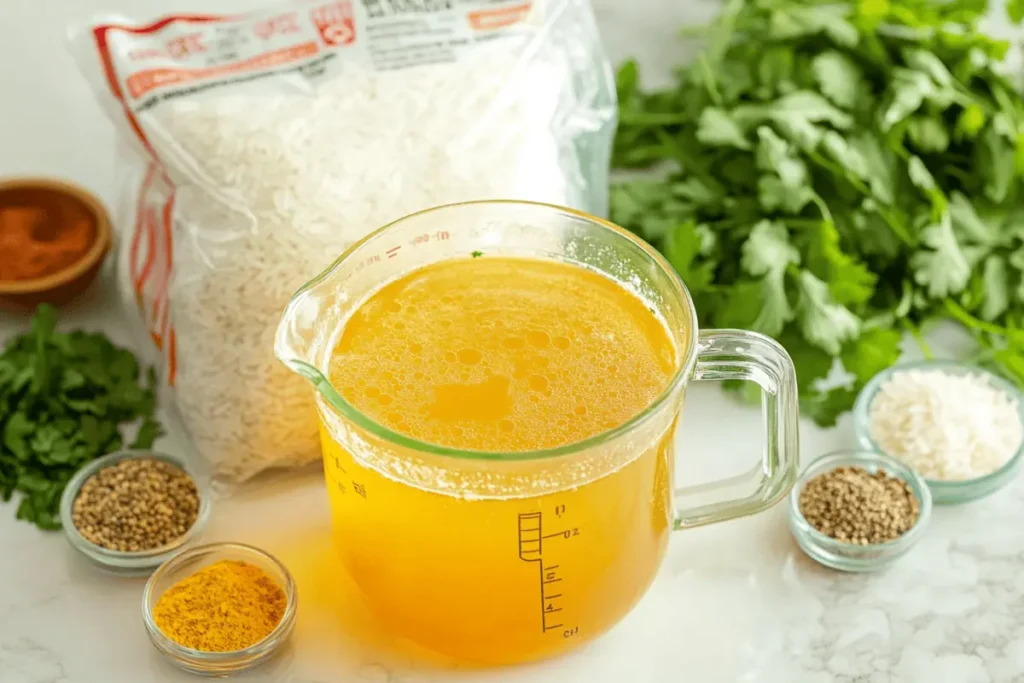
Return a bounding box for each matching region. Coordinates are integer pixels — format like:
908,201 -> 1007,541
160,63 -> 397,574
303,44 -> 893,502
798,466 -> 919,545
71,457 -> 199,552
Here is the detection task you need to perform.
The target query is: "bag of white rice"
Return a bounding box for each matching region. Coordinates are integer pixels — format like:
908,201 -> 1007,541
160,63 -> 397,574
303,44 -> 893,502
69,0 -> 616,482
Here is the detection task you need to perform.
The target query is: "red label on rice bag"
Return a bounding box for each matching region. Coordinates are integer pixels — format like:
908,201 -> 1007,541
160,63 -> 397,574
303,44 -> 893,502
93,5 -> 350,106
126,42 -> 321,98
128,163 -> 177,384
311,2 -> 357,46
90,0 -> 536,113
468,2 -> 533,30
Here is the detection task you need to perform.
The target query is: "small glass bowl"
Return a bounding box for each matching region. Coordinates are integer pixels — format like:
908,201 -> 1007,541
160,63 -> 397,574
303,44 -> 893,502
59,449 -> 211,576
788,450 -> 932,572
852,360 -> 1024,505
143,543 -> 297,676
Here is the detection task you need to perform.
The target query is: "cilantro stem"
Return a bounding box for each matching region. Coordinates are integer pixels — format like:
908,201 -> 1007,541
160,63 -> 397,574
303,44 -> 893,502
705,0 -> 743,64
805,150 -> 915,246
969,334 -> 1024,385
944,167 -> 972,184
900,319 -> 934,359
806,151 -> 874,195
810,194 -> 834,225
698,56 -> 723,106
943,298 -> 1024,343
782,218 -> 827,229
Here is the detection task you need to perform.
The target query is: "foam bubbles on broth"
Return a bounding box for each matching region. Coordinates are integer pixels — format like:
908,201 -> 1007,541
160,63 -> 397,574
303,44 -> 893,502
328,257 -> 678,453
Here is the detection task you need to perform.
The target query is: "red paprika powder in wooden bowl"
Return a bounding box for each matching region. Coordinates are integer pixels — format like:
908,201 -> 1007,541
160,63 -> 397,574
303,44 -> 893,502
0,178 -> 112,311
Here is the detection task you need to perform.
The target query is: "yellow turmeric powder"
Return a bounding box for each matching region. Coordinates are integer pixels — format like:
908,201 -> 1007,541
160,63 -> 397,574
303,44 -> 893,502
152,559 -> 287,652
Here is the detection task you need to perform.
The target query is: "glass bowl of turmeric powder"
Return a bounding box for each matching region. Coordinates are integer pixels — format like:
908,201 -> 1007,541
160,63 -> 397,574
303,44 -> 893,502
142,542 -> 298,675
0,177 -> 112,311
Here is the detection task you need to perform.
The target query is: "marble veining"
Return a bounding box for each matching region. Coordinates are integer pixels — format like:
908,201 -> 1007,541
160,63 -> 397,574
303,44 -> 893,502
0,639 -> 70,683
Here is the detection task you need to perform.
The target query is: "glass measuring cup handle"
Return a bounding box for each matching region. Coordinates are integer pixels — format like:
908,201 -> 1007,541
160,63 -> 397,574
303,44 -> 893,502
673,329 -> 799,529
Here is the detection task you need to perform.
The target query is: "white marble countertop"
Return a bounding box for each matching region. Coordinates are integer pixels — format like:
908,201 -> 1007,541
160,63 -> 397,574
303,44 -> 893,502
2,1 -> 1024,682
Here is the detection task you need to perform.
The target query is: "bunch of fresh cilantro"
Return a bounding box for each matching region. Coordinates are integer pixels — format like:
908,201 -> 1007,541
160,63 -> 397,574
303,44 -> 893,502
610,0 -> 1024,426
0,305 -> 163,529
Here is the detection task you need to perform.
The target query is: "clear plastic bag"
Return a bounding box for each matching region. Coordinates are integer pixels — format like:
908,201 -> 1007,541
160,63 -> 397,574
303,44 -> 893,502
68,0 -> 617,483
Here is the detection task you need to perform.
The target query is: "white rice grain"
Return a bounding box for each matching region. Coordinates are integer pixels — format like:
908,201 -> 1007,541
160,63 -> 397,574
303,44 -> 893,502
868,369 -> 1022,481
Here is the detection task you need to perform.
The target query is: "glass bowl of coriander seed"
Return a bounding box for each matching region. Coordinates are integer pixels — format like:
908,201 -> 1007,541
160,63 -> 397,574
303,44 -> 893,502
59,449 -> 211,575
788,449 -> 932,572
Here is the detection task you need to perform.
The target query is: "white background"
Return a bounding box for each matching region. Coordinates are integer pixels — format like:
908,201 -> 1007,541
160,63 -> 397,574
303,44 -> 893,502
1,2 -> 1023,682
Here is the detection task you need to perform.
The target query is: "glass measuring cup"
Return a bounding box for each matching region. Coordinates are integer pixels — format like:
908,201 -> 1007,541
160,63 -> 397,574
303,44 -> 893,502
275,201 -> 799,665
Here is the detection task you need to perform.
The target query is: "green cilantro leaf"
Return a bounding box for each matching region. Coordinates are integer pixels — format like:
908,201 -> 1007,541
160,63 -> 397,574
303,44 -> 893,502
130,418 -> 164,450
663,221 -> 716,293
907,156 -> 937,193
673,177 -> 724,207
616,60 -> 639,102
841,328 -> 902,385
758,175 -> 815,214
773,116 -> 825,152
771,91 -> 854,130
777,326 -> 834,392
902,49 -> 955,89
907,117 -> 951,153
756,126 -> 808,188
696,108 -> 751,149
803,386 -> 859,428
811,51 -> 863,109
1008,0 -> 1024,23
739,221 -> 800,335
980,255 -> 1011,321
0,305 -> 162,530
948,191 -> 1000,246
712,281 -> 763,331
768,4 -> 858,46
955,104 -> 987,140
979,125 -> 1015,203
882,66 -> 958,131
849,133 -> 896,204
757,47 -> 796,96
742,221 -> 799,276
821,131 -> 871,180
796,271 -> 861,355
610,2 -> 1024,426
804,221 -> 877,306
911,213 -> 972,297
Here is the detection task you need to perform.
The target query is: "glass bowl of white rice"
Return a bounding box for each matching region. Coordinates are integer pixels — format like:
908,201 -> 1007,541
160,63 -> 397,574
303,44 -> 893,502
852,360 -> 1024,505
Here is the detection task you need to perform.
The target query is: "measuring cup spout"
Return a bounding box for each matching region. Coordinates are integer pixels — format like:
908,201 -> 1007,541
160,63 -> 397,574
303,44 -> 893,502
274,284 -> 333,392
275,244 -> 371,419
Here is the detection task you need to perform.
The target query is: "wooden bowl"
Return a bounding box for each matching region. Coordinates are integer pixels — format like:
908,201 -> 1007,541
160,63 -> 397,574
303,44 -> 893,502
0,178 -> 113,312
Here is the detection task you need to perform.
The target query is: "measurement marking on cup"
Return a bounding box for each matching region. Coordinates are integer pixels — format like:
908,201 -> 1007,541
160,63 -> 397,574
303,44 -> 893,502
518,512 -> 543,561
518,512 -> 577,635
354,231 -> 455,271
